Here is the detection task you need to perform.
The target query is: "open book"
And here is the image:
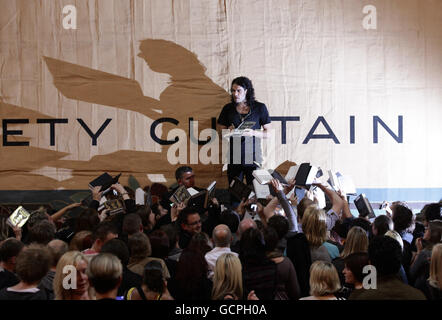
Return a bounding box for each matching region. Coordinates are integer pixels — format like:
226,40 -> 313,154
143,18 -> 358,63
354,194 -> 376,219
327,170 -> 356,195
223,121 -> 257,138
169,182 -> 217,210
7,206 -> 32,228
252,179 -> 279,206
252,169 -> 288,186
187,181 -> 217,211
169,185 -> 192,205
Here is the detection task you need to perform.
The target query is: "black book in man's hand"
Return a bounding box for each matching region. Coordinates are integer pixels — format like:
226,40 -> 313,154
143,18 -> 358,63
294,163 -> 318,187
354,194 -> 376,219
89,173 -> 122,193
229,178 -> 253,201
187,190 -> 208,211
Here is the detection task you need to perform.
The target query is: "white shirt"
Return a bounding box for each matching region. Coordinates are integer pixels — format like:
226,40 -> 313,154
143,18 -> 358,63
205,247 -> 238,279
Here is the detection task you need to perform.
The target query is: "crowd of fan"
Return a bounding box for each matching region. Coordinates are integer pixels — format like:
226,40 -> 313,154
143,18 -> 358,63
0,166 -> 441,301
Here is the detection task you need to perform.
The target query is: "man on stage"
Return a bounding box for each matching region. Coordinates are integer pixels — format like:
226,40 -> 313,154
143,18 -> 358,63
217,76 -> 272,186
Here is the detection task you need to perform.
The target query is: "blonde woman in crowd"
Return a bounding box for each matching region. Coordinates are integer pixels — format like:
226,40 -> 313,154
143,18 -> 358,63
333,226 -> 369,286
53,251 -> 91,300
86,253 -> 122,300
300,261 -> 344,300
425,243 -> 442,300
302,206 -> 332,262
212,253 -> 258,300
212,253 -> 243,300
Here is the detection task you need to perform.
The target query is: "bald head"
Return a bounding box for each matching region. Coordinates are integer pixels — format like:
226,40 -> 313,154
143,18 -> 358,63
47,239 -> 68,267
238,218 -> 257,237
212,224 -> 232,248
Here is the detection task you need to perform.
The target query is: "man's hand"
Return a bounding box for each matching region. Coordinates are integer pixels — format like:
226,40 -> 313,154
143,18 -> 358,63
91,186 -> 103,201
211,197 -> 219,207
12,225 -> 22,241
236,198 -> 248,217
289,193 -> 298,207
171,202 -> 186,222
112,183 -> 130,200
111,183 -> 126,194
313,183 -> 344,215
283,178 -> 296,195
269,178 -> 283,193
247,290 -> 259,300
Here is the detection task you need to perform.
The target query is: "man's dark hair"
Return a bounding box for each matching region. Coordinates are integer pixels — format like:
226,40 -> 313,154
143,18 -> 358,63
15,245 -> 51,284
143,260 -> 165,293
122,213 -> 142,236
160,224 -> 179,251
92,221 -> 118,243
100,238 -> 130,267
423,203 -> 442,222
28,220 -> 56,245
27,211 -> 49,230
332,218 -> 351,239
263,226 -> 279,253
368,236 -> 402,276
350,217 -> 371,234
175,166 -> 193,181
344,252 -> 370,283
0,238 -> 24,262
178,207 -> 199,226
392,205 -> 414,233
75,208 -> 100,233
219,209 -> 240,234
148,230 -> 170,259
267,215 -> 289,240
373,215 -> 393,236
231,76 -> 255,105
239,228 -> 267,263
135,206 -> 152,229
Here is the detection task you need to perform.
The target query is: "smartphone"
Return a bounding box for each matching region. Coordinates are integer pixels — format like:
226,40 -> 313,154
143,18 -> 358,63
379,201 -> 388,210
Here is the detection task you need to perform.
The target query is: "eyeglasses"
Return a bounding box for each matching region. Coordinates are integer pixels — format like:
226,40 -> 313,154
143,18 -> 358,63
187,220 -> 201,226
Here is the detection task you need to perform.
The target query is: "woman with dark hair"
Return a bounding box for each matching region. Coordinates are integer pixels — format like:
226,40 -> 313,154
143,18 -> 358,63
217,76 -> 272,186
186,232 -> 212,256
239,228 -> 277,300
167,248 -> 213,300
263,226 -> 300,300
340,252 -> 370,299
125,260 -> 174,300
410,220 -> 442,292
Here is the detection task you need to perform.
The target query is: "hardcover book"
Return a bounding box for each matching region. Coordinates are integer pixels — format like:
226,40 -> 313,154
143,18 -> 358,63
294,163 -> 318,187
89,172 -> 122,193
7,206 -> 31,228
229,178 -> 253,201
354,194 -> 376,219
169,185 -> 192,205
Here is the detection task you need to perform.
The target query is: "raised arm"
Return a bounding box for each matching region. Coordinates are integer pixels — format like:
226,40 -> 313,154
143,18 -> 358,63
49,202 -> 82,223
270,179 -> 298,233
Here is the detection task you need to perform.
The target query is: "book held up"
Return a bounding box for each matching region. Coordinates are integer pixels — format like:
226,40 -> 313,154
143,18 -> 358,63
7,206 -> 31,228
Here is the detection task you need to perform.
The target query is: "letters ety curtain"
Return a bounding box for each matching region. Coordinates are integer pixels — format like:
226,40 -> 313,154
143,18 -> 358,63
0,0 -> 441,198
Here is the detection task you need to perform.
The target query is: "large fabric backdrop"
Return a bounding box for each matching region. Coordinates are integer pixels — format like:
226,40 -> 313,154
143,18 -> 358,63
1,0 -> 441,203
